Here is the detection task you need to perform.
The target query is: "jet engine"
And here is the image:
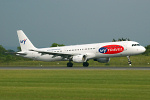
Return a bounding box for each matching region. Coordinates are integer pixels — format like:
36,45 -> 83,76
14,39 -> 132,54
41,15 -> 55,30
94,58 -> 110,63
72,55 -> 87,63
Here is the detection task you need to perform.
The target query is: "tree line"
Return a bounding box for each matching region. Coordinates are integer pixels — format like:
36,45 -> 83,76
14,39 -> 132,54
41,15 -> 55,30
112,38 -> 130,42
0,45 -> 30,63
0,42 -> 150,62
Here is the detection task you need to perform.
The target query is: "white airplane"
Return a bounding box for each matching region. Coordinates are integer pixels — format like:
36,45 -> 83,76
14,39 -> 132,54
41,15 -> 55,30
16,30 -> 146,67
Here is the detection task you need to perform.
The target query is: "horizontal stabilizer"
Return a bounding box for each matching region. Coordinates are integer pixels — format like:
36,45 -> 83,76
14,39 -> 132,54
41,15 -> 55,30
6,52 -> 27,56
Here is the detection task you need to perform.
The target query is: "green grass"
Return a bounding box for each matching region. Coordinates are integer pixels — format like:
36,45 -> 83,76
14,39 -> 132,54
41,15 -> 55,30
0,70 -> 150,100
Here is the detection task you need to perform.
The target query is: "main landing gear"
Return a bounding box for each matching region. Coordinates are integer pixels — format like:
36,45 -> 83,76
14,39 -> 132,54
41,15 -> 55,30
67,61 -> 73,67
67,61 -> 89,67
83,62 -> 89,67
127,56 -> 132,66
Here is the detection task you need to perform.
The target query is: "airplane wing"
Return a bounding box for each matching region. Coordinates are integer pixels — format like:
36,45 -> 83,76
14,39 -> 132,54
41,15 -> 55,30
30,49 -> 74,58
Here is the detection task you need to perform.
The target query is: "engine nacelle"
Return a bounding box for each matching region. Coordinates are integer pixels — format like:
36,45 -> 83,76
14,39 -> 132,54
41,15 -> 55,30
94,58 -> 110,63
72,55 -> 87,63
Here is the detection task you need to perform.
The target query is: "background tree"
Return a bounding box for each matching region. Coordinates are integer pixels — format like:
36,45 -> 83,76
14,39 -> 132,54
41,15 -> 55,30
5,55 -> 12,63
112,38 -> 131,42
0,45 -> 7,56
50,43 -> 65,47
7,49 -> 15,53
0,45 -> 7,62
112,39 -> 116,42
127,38 -> 130,41
17,46 -> 21,52
143,45 -> 150,56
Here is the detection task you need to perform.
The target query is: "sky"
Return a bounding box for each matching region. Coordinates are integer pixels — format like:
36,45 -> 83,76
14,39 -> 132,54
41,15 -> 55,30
0,0 -> 150,50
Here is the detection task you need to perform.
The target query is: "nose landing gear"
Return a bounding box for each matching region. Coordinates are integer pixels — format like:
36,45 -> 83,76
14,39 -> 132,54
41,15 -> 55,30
127,56 -> 132,66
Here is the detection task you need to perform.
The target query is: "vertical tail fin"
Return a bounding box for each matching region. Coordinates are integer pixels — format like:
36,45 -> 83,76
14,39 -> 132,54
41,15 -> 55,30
17,30 -> 36,51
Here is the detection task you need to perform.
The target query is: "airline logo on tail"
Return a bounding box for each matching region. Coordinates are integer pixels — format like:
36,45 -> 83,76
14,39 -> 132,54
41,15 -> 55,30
20,39 -> 27,44
99,45 -> 124,54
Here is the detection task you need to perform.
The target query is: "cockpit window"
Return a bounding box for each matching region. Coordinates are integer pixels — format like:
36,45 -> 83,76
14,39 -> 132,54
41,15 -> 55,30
132,44 -> 140,46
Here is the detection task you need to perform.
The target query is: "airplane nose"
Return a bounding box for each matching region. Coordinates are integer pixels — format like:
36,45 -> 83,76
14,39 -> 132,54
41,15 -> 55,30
141,46 -> 146,53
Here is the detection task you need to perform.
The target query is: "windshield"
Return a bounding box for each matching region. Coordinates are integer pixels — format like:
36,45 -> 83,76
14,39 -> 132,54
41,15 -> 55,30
132,44 -> 140,46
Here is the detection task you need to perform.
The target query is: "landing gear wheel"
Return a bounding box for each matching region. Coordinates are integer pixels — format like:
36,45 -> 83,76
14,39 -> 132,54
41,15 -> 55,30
127,56 -> 132,66
67,62 -> 73,67
83,62 -> 89,67
128,61 -> 132,65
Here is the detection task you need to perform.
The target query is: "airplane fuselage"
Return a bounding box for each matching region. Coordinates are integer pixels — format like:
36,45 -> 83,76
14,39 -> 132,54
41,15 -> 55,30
18,41 -> 145,62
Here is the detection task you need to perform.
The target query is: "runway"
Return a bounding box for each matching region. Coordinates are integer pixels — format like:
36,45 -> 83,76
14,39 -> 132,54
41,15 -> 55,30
0,66 -> 150,70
